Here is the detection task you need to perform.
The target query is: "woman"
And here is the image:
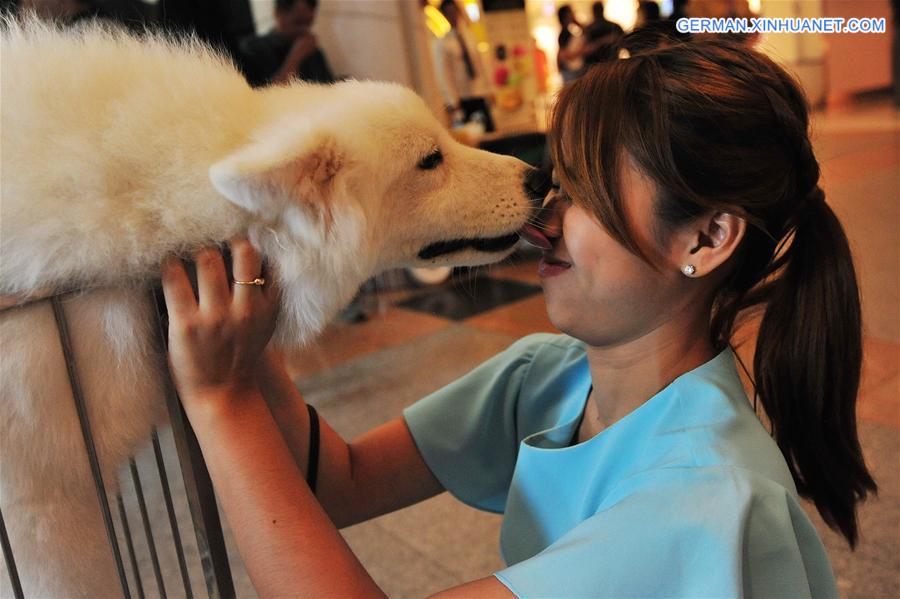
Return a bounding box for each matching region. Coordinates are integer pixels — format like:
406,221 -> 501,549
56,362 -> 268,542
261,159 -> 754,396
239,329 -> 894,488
162,38 -> 876,597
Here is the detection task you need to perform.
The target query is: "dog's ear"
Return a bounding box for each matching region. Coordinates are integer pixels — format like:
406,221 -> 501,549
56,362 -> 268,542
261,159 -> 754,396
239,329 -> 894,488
209,124 -> 343,221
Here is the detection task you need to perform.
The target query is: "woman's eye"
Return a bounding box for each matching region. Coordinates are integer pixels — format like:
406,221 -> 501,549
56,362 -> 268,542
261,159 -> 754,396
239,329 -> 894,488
417,149 -> 443,170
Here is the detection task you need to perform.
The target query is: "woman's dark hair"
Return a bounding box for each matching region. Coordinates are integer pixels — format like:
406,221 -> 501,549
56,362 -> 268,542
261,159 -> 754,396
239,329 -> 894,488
550,38 -> 877,547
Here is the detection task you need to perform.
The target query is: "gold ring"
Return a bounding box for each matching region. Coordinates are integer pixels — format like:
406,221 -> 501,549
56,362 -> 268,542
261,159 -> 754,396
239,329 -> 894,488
234,277 -> 265,286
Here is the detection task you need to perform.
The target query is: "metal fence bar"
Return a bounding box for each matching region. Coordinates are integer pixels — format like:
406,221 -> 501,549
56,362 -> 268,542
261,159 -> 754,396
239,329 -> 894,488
0,504 -> 24,599
51,295 -> 132,599
151,430 -> 194,599
161,392 -> 236,599
129,460 -> 168,599
152,287 -> 235,599
117,493 -> 146,599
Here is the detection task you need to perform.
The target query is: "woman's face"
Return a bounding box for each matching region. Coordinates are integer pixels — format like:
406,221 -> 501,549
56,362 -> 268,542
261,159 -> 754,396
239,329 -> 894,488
537,160 -> 690,347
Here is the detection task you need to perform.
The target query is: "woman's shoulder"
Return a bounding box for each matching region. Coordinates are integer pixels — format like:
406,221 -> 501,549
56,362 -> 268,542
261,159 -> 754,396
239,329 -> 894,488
609,461 -> 796,503
499,465 -> 837,598
499,332 -> 587,382
598,462 -> 819,552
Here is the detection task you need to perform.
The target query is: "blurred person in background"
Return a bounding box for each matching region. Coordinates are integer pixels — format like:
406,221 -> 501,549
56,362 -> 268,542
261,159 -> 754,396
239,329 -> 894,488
433,0 -> 495,132
557,4 -> 586,83
238,0 -> 334,87
629,0 -> 694,50
636,0 -> 661,29
560,3 -> 623,78
584,1 -> 624,65
669,0 -> 690,22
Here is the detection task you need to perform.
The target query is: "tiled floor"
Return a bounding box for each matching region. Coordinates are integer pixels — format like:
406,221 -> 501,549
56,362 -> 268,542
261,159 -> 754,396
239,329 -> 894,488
225,96 -> 899,598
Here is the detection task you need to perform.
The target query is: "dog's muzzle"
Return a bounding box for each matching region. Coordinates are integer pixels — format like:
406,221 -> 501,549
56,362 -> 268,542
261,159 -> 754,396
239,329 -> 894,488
416,168 -> 552,261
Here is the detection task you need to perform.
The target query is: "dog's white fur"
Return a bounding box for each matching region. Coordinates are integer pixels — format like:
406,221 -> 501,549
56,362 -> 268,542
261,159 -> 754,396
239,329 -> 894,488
0,17 -> 537,597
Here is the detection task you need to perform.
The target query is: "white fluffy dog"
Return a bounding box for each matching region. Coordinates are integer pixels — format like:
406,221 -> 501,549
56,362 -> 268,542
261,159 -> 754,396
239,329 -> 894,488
0,17 -> 543,597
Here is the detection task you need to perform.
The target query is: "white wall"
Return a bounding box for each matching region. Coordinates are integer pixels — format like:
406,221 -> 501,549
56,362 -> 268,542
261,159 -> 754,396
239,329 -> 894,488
249,0 -> 444,117
249,0 -> 276,33
250,0 -> 418,87
313,0 -> 413,84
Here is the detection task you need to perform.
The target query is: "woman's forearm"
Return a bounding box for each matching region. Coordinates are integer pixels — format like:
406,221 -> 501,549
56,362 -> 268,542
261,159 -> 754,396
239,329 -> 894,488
256,351 -> 316,476
256,350 -> 364,524
185,389 -> 385,598
255,351 -> 445,529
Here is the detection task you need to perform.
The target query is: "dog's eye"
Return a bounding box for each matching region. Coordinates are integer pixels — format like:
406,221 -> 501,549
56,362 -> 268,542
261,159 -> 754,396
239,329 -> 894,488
417,149 -> 443,170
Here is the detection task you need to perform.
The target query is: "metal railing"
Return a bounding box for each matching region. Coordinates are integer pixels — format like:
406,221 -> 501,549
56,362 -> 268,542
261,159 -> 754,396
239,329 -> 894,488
1,289 -> 236,598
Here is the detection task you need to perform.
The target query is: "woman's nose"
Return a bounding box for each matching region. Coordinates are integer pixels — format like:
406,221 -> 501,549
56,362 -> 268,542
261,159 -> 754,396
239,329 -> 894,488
518,191 -> 563,250
538,193 -> 564,239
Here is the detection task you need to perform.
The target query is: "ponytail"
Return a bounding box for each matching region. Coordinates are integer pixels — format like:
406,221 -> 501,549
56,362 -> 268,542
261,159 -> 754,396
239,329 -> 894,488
753,187 -> 876,547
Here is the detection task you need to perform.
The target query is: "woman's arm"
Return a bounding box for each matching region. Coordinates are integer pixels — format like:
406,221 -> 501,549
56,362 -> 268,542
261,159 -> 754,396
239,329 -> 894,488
161,242 -> 515,597
161,243 -> 385,595
257,351 -> 445,528
160,241 -> 463,596
187,387 -> 385,596
177,383 -> 513,598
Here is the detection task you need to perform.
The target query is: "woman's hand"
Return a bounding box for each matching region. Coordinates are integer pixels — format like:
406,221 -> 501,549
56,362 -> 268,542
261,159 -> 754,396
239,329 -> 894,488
161,239 -> 279,407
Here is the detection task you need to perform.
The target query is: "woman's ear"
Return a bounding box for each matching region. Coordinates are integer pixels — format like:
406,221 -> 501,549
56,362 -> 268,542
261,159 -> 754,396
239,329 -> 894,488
675,211 -> 746,278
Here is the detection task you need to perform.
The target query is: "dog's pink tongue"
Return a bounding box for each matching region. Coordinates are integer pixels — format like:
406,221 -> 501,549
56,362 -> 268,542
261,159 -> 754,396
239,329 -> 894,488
518,224 -> 553,250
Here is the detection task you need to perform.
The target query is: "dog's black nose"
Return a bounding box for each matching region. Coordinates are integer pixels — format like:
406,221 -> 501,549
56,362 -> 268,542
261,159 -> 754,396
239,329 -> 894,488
523,167 -> 552,206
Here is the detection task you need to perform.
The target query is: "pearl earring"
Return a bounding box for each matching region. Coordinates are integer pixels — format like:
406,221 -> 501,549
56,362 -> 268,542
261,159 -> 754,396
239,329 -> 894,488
682,264 -> 696,276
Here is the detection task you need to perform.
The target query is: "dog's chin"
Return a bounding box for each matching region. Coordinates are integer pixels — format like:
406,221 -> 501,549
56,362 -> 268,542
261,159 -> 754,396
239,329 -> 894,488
415,232 -> 520,267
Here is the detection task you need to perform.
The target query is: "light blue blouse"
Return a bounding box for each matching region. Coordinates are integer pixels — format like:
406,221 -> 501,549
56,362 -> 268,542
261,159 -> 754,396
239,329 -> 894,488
403,333 -> 838,598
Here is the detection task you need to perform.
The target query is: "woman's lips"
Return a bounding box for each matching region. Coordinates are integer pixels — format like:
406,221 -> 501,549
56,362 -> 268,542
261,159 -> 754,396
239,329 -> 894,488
539,255 -> 571,278
519,225 -> 570,277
